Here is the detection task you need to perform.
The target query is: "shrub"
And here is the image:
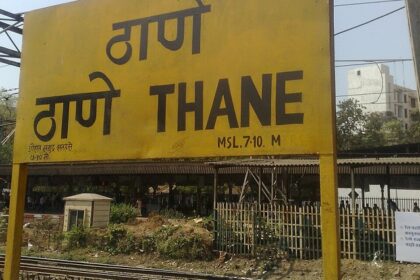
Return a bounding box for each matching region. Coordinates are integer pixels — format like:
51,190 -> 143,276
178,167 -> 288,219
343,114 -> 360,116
155,225 -> 178,240
87,228 -> 107,249
100,224 -> 138,255
148,225 -> 212,260
138,226 -> 177,254
139,235 -> 156,252
202,214 -> 214,231
110,204 -> 137,224
0,213 -> 8,243
32,217 -> 62,250
157,233 -> 212,260
65,226 -> 88,249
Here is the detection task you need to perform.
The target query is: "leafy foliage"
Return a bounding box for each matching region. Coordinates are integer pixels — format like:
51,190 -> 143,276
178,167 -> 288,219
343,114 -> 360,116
407,112 -> 420,143
32,217 -> 63,250
0,208 -> 8,243
139,234 -> 156,253
109,203 -> 137,224
65,226 -> 88,249
380,119 -> 406,146
103,224 -> 138,254
336,99 -> 366,151
362,112 -> 386,148
336,98 -> 420,150
0,89 -> 16,163
89,225 -> 138,255
157,232 -> 212,260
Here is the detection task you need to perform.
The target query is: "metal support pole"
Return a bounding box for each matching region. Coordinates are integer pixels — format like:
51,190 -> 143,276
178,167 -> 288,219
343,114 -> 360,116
168,176 -> 174,210
350,167 -> 357,259
213,168 -> 219,250
4,164 -> 28,280
380,184 -> 385,210
350,168 -> 356,211
258,167 -> 262,206
213,168 -> 218,209
271,168 -> 275,202
387,165 -> 391,215
361,177 -> 365,208
319,155 -> 340,280
197,176 -> 204,215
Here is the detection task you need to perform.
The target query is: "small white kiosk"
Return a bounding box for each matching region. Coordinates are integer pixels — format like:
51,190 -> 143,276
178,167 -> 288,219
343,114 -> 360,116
63,193 -> 112,231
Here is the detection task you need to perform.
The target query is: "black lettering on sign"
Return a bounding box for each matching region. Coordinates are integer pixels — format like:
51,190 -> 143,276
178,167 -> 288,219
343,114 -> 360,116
177,81 -> 203,131
106,0 -> 211,65
33,72 -> 120,142
276,71 -> 304,125
150,70 -> 305,133
272,134 -> 281,146
150,84 -> 175,132
241,74 -> 272,127
206,79 -> 239,130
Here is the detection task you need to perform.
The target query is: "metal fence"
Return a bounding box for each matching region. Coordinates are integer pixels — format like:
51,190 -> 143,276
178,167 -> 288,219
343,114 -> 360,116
338,196 -> 420,212
215,202 -> 398,260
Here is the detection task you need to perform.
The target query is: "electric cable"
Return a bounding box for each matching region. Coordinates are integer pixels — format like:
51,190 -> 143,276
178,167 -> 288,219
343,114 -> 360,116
335,6 -> 406,36
335,0 -> 404,8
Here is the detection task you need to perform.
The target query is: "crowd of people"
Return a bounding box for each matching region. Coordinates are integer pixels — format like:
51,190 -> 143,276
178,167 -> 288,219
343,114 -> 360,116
339,199 -> 420,213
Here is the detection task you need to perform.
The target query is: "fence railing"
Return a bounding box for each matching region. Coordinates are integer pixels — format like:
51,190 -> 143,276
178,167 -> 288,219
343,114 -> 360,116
338,196 -> 420,212
215,202 -> 398,261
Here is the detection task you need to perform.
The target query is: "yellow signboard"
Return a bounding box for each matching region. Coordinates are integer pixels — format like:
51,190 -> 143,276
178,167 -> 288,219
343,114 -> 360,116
15,0 -> 334,163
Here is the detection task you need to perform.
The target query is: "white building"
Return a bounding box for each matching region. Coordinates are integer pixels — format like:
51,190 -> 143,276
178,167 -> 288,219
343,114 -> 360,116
348,64 -> 419,129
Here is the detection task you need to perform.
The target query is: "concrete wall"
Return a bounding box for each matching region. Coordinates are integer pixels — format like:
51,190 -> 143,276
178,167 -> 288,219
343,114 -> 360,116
92,201 -> 110,228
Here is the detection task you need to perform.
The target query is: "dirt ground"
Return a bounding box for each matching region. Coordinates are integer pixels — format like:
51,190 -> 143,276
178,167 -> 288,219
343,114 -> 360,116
18,216 -> 420,279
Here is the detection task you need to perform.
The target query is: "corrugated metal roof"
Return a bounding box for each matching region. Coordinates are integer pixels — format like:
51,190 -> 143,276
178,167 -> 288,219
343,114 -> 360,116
338,157 -> 420,165
207,158 -> 320,167
0,157 -> 419,176
208,157 -> 420,167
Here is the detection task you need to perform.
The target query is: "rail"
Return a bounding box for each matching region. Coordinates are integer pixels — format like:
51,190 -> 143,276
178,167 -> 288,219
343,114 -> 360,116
0,255 -> 250,280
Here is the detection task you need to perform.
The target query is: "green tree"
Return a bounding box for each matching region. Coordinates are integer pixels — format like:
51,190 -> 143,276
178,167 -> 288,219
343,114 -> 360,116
362,112 -> 385,148
380,119 -> 406,146
336,99 -> 366,151
0,89 -> 16,164
407,112 -> 420,143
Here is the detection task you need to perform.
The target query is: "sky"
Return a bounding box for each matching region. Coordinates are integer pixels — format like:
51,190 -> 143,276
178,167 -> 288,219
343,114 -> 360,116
0,0 -> 417,102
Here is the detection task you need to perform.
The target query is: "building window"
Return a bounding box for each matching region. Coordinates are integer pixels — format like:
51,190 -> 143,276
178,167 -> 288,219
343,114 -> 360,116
405,109 -> 408,118
404,95 -> 407,103
357,70 -> 361,76
398,92 -> 403,103
405,123 -> 408,130
412,98 -> 417,108
68,209 -> 84,230
398,106 -> 403,118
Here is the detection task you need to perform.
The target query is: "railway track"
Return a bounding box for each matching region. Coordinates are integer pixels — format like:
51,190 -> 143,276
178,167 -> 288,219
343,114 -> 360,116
0,255 -> 250,280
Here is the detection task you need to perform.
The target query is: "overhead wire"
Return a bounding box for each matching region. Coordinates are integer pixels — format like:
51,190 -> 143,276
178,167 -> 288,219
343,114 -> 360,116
0,3 -> 415,108
336,89 -> 415,98
335,6 -> 406,36
334,0 -> 404,7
